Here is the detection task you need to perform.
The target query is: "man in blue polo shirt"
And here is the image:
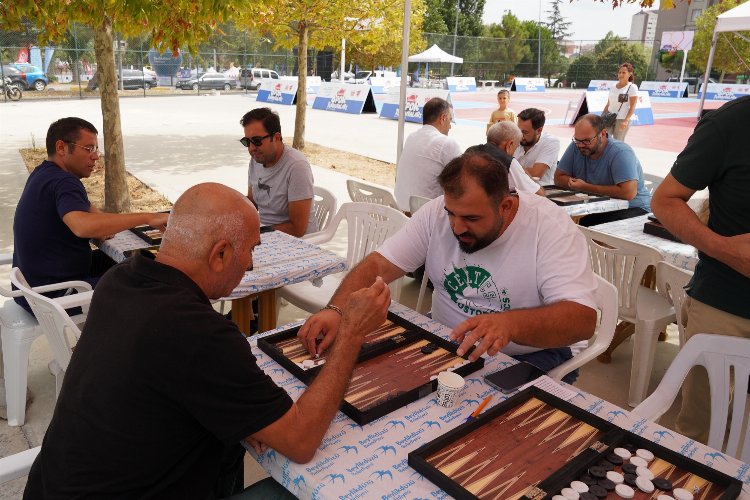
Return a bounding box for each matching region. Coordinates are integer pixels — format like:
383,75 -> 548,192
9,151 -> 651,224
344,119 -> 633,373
12,117 -> 168,312
555,113 -> 651,227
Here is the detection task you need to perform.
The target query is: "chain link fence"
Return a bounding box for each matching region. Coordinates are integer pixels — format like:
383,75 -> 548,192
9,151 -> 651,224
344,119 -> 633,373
0,24 -> 667,100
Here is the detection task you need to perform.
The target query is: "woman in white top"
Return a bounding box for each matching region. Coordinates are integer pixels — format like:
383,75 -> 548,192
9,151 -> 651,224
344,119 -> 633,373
602,62 -> 638,141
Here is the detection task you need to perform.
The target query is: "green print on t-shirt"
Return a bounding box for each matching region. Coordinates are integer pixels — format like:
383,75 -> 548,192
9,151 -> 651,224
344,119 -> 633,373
443,265 -> 508,315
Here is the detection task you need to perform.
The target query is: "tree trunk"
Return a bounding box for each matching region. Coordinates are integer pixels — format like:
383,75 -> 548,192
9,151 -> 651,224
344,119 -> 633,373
93,17 -> 131,213
292,23 -> 308,150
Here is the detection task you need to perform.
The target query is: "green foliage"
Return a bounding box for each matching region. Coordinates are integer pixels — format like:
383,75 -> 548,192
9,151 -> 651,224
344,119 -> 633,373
482,13 -> 531,77
546,0 -> 572,40
566,32 -> 651,86
519,21 -> 569,79
690,0 -> 750,79
423,0 -> 450,34
424,0 -> 486,38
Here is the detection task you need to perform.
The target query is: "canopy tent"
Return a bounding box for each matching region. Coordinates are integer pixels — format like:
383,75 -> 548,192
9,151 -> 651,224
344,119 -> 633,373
698,0 -> 750,116
407,44 -> 463,64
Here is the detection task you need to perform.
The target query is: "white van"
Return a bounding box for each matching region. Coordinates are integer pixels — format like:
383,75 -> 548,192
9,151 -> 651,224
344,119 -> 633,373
240,68 -> 279,90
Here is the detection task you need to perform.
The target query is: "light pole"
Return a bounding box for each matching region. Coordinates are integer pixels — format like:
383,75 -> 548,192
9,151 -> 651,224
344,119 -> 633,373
451,0 -> 459,76
537,0 -> 542,78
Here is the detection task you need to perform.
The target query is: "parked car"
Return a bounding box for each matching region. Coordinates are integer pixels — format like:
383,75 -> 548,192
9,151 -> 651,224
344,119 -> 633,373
239,68 -> 279,90
0,65 -> 26,89
347,71 -> 372,84
178,73 -> 237,91
87,69 -> 158,90
9,63 -> 48,91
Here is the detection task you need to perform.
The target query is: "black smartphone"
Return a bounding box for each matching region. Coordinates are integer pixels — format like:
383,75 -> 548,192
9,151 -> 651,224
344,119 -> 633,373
483,362 -> 546,394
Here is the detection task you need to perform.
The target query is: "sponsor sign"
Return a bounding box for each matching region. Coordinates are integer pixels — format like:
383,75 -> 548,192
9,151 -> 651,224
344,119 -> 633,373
511,77 -> 546,92
587,80 -> 618,92
279,75 -> 321,94
312,82 -> 377,114
446,76 -> 477,92
256,79 -> 298,105
641,81 -> 689,98
369,76 -> 400,94
379,87 -> 452,123
700,83 -> 750,101
569,90 -> 654,126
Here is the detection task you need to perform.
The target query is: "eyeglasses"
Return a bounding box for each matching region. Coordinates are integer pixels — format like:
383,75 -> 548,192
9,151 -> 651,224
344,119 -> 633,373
572,135 -> 600,146
240,135 -> 271,148
67,142 -> 101,154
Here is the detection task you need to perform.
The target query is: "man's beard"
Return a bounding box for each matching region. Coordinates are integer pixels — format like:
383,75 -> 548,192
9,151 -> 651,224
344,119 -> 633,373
453,217 -> 504,254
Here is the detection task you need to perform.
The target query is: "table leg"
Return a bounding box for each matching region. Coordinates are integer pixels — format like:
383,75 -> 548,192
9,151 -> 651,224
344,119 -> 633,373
257,289 -> 277,333
231,296 -> 254,336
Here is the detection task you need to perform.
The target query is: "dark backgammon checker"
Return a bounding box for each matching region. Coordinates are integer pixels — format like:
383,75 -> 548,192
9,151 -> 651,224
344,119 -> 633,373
541,185 -> 610,206
129,224 -> 163,245
408,387 -> 741,499
258,312 -> 484,425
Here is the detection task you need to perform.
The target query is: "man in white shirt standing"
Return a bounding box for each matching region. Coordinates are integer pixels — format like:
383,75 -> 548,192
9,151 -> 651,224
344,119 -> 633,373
485,121 -> 544,196
394,97 -> 463,212
299,150 -> 598,383
514,108 -> 560,186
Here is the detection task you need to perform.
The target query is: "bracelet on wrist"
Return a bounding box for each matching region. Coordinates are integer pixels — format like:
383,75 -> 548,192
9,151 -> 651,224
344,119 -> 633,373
321,304 -> 343,316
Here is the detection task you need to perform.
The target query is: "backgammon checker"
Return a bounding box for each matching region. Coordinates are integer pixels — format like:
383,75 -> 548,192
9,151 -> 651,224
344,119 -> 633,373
409,387 -> 741,499
258,312 -> 484,424
129,224 -> 163,245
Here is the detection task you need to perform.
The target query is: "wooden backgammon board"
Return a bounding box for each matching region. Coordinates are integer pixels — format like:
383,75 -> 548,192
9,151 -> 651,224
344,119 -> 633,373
258,313 -> 484,424
542,186 -> 610,206
123,246 -> 159,258
409,387 -> 741,500
644,219 -> 683,243
130,224 -> 164,245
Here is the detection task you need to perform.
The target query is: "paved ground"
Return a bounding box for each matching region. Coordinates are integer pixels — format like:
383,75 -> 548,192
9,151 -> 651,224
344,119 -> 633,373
0,90 -> 714,496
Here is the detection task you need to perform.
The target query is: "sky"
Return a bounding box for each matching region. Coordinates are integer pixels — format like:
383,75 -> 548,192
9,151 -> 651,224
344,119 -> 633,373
482,0 -> 661,41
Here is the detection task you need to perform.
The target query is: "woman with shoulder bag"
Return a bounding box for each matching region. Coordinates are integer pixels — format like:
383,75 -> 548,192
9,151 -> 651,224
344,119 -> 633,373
602,62 -> 638,141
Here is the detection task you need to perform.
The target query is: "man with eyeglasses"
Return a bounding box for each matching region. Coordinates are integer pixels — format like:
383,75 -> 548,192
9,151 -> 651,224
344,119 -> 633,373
241,107 -> 316,237
12,117 -> 168,313
555,113 -> 651,227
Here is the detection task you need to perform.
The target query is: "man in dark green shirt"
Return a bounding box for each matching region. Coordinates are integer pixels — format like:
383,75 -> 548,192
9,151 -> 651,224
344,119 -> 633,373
652,96 -> 750,444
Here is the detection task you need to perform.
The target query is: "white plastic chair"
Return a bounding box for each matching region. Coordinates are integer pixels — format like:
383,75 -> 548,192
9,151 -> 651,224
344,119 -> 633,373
10,268 -> 93,398
408,195 -> 433,314
633,334 -> 750,462
0,446 -> 39,484
655,261 -> 693,346
277,202 -> 409,313
578,226 -> 676,407
346,179 -> 400,210
643,173 -> 663,196
548,275 -> 619,382
1,261 -> 90,426
305,185 -> 338,240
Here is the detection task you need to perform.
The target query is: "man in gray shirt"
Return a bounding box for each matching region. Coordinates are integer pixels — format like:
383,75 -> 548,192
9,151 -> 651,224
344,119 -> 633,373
242,107 -> 316,236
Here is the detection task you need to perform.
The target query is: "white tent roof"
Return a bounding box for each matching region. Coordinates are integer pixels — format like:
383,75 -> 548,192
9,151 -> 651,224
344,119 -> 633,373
715,0 -> 750,33
407,44 -> 463,63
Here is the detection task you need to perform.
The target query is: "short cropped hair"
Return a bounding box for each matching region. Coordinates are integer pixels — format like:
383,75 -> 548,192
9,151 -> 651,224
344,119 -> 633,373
46,117 -> 98,156
240,107 -> 282,137
438,149 -> 510,206
517,108 -> 546,130
576,113 -> 605,132
423,97 -> 451,125
487,121 -> 522,145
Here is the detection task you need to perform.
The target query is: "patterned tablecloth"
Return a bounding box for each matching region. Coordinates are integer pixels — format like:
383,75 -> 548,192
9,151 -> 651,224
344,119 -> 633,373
591,215 -> 699,271
248,303 -> 749,499
97,230 -> 347,300
561,198 -> 629,218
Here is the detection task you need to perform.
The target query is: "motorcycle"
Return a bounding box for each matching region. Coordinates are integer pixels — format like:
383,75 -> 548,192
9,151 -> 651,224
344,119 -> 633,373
2,77 -> 22,101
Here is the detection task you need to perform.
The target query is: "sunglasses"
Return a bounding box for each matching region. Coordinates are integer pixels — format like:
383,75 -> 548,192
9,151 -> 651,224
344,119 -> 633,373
240,134 -> 271,147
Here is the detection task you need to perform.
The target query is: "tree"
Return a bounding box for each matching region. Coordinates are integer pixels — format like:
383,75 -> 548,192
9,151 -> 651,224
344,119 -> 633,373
545,0 -> 572,41
425,0 -> 486,37
423,0 -> 450,33
482,13 -> 531,79
0,1 -> 235,213
690,0 -> 750,82
240,0 -> 415,150
519,21 -> 569,81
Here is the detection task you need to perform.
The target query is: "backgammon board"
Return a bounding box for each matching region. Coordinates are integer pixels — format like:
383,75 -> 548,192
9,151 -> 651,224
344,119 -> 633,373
409,387 -> 741,499
258,312 -> 484,424
542,185 -> 610,206
129,224 -> 163,245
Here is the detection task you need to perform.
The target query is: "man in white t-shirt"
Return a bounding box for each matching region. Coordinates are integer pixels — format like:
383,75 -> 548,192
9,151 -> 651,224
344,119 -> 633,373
242,107 -> 316,236
514,108 -> 560,186
394,97 -> 463,212
485,121 -> 544,195
298,150 -> 598,381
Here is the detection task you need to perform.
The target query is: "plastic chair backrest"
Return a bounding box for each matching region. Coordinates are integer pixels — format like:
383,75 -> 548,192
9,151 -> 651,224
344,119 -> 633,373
655,261 -> 693,345
633,333 -> 750,462
578,226 -> 663,323
346,179 -> 400,210
643,173 -> 664,196
10,268 -> 82,372
409,195 -> 431,215
547,275 -> 619,381
312,185 -> 337,233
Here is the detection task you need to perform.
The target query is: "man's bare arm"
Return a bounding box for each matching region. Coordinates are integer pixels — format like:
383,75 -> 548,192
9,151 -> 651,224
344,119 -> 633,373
451,301 -> 597,361
653,174 -> 750,278
524,162 -> 550,179
273,198 -> 313,237
248,278 -> 390,463
554,169 -> 573,187
567,178 -> 637,200
62,211 -> 169,240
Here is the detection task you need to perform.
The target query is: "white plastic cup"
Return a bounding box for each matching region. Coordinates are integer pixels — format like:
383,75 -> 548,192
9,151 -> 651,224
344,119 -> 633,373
436,371 -> 465,408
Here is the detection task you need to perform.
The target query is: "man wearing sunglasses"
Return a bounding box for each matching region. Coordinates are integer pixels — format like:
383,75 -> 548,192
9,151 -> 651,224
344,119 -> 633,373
12,117 -> 169,313
241,107 -> 316,237
555,113 -> 651,226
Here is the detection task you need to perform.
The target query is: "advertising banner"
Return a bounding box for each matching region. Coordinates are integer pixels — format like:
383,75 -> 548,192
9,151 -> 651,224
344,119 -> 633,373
256,79 -> 298,105
446,77 -> 477,92
700,83 -> 750,100
511,77 -> 545,92
568,90 -> 654,126
587,80 -> 617,92
280,75 -> 321,93
312,83 -> 377,114
379,88 -> 452,123
369,76 -> 400,94
640,81 -> 689,98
